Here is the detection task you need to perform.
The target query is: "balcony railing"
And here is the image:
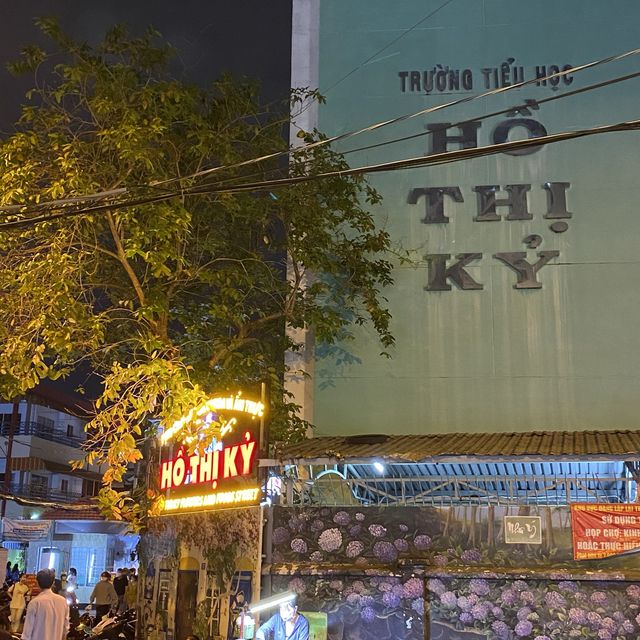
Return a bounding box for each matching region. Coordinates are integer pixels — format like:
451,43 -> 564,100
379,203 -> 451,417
9,482 -> 85,503
0,421 -> 85,448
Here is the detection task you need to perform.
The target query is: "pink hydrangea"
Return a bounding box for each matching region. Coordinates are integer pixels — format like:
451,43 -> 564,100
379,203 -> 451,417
318,527 -> 343,552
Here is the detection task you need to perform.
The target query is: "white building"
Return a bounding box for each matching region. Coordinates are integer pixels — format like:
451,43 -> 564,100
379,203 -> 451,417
0,384 -> 137,601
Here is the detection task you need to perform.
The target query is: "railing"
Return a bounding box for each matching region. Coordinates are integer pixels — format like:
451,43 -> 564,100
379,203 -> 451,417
8,482 -> 85,504
278,474 -> 636,507
0,421 -> 85,448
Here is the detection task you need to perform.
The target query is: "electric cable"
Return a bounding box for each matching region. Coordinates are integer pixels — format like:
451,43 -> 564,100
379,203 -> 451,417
1,117 -> 638,230
2,43 -> 637,220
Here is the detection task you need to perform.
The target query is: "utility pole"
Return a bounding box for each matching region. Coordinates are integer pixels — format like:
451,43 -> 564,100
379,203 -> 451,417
1,401 -> 20,518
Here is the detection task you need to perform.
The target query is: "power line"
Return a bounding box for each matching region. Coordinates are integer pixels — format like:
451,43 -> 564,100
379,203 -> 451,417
321,0 -> 458,94
2,47 -> 640,221
1,118 -> 638,231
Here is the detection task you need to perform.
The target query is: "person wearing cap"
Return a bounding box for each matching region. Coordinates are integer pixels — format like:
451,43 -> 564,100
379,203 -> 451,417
256,601 -> 309,640
20,569 -> 69,640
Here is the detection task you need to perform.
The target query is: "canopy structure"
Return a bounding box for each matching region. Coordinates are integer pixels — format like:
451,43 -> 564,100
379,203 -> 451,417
261,430 -> 640,507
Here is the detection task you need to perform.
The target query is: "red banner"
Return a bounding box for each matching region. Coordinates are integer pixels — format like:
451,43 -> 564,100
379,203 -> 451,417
570,503 -> 640,560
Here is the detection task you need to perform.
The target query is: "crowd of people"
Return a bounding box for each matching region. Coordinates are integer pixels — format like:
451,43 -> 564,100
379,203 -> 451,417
0,562 -> 138,637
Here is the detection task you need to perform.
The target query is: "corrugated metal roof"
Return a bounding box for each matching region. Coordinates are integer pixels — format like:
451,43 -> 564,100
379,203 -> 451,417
267,430 -> 640,464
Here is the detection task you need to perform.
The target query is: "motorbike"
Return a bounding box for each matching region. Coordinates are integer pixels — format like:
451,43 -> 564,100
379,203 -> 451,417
77,608 -> 136,640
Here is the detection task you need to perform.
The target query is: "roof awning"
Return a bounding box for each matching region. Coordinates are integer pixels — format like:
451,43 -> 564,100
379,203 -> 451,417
262,430 -> 640,466
8,457 -> 101,481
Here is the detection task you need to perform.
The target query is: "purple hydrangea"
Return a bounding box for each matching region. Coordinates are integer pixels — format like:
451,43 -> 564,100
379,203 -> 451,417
558,581 -> 578,592
360,607 -> 376,623
355,512 -> 365,521
333,511 -> 350,525
492,621 -> 510,639
620,620 -> 635,634
568,608 -> 588,625
272,527 -> 290,545
360,595 -> 375,606
515,620 -> 533,637
545,591 -> 567,609
346,593 -> 361,605
329,580 -> 343,591
309,551 -> 323,562
427,579 -> 446,596
399,524 -> 409,532
373,541 -> 398,563
288,578 -> 306,594
288,516 -> 304,533
501,589 -> 518,606
469,579 -> 491,596
591,591 -> 608,606
587,612 -> 603,627
457,596 -> 472,612
434,555 -> 449,567
382,592 -> 401,608
492,607 -> 504,619
471,603 -> 490,621
352,581 -> 365,593
310,520 -> 325,532
534,636 -> 551,640
513,580 -> 528,592
440,591 -> 458,608
597,631 -> 612,640
414,535 -> 432,550
318,528 -> 343,552
291,538 -> 307,554
613,611 -> 626,623
349,525 -> 363,537
411,599 -> 424,615
392,584 -> 404,597
517,607 -> 532,621
520,590 -> 535,605
394,539 -> 409,552
368,524 -> 387,537
402,577 -> 423,599
459,612 -> 474,625
627,585 -> 640,601
460,549 -> 481,563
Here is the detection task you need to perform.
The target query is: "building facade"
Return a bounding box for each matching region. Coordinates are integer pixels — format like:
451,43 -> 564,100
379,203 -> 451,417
0,387 -> 136,602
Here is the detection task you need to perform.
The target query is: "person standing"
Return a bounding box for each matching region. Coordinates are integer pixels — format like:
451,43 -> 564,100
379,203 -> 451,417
124,574 -> 137,611
66,568 -> 78,592
112,568 -> 128,614
89,571 -> 118,622
8,574 -> 30,633
20,569 -> 69,640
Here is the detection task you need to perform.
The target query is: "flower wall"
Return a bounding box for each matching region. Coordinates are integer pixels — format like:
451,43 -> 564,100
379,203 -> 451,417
267,506 -> 640,640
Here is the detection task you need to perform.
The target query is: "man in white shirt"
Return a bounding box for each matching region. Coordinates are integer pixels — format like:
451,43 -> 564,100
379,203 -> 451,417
21,569 -> 69,640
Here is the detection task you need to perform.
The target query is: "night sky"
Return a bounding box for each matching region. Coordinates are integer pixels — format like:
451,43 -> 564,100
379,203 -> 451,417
0,0 -> 293,130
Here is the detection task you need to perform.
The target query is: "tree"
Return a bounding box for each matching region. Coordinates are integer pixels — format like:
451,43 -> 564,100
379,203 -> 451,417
0,19 -> 393,528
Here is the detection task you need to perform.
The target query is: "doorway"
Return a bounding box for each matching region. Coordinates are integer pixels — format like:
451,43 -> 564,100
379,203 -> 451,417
175,570 -> 198,638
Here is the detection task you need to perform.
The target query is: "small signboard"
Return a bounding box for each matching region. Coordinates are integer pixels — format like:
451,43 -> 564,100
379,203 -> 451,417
504,515 -> 542,545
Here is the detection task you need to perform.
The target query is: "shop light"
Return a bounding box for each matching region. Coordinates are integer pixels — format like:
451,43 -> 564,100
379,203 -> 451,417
373,461 -> 385,474
249,591 -> 296,614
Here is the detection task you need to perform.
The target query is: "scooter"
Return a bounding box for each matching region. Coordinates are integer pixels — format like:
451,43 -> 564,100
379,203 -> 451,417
90,608 -> 136,640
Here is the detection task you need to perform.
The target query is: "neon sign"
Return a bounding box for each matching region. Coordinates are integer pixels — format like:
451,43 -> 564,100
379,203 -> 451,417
161,393 -> 264,444
161,487 -> 261,512
158,391 -> 263,514
160,432 -> 257,490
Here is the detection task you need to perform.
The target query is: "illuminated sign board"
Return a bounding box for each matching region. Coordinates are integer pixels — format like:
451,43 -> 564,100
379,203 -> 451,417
158,393 -> 263,514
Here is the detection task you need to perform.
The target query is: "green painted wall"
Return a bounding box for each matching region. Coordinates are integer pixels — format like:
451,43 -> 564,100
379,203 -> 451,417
313,0 -> 640,434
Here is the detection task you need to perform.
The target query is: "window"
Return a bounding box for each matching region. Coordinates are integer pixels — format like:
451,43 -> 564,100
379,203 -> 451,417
60,479 -> 69,493
66,424 -> 74,437
36,416 -> 54,434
